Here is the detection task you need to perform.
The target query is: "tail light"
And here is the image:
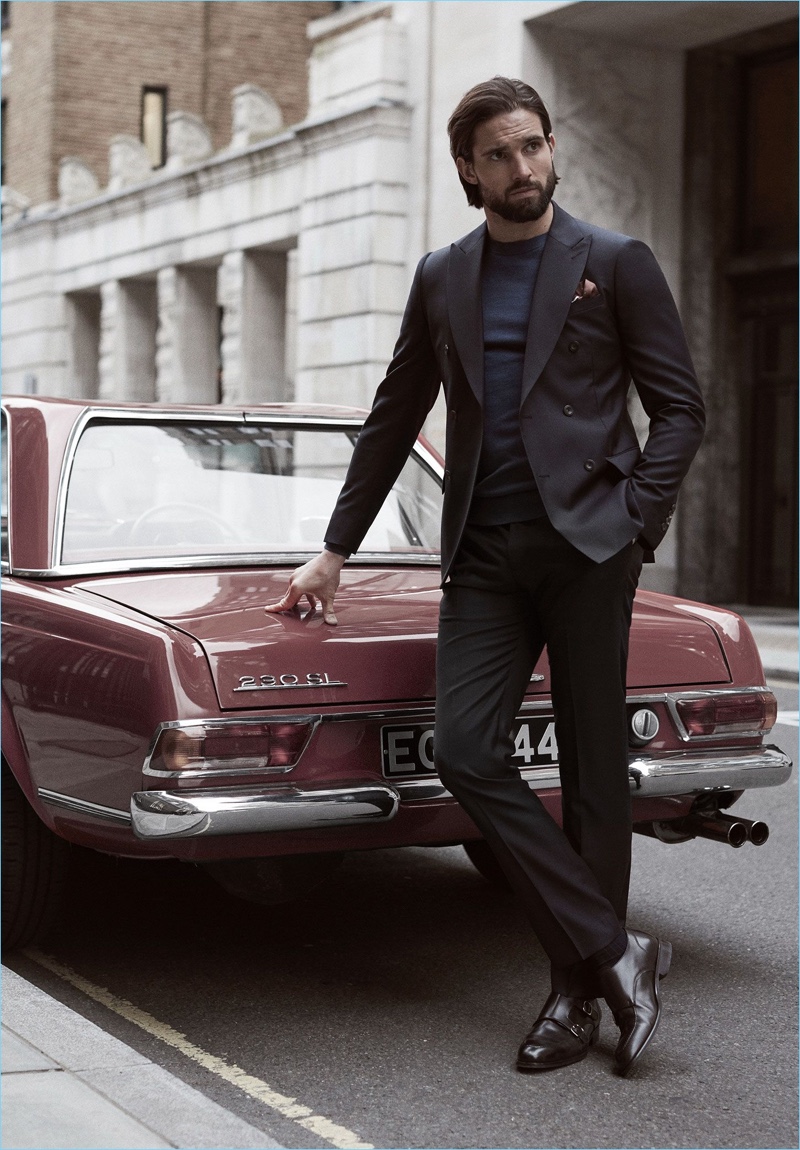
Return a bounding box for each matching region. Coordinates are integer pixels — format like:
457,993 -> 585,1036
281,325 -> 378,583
675,692 -> 777,738
144,719 -> 316,778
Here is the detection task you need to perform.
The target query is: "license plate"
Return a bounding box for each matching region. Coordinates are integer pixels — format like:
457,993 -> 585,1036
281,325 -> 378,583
381,716 -> 558,779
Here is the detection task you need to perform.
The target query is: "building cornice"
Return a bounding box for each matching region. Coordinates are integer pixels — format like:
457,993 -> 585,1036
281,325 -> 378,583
3,100 -> 412,243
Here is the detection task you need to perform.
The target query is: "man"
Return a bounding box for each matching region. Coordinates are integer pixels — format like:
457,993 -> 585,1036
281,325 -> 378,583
266,77 -> 705,1076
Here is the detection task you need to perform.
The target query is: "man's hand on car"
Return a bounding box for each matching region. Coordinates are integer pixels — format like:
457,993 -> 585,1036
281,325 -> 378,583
264,549 -> 345,625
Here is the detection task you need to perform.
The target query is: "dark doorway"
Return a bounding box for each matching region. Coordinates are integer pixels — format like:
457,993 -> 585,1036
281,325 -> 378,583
737,271 -> 798,606
680,25 -> 798,609
737,45 -> 798,606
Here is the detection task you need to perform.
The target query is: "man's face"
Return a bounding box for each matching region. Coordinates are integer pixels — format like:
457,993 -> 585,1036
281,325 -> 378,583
457,108 -> 557,225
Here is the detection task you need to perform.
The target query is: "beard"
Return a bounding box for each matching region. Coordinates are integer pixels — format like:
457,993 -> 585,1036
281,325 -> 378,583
480,164 -> 558,223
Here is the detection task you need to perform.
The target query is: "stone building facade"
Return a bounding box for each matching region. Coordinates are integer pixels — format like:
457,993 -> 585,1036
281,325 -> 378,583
2,0 -> 797,605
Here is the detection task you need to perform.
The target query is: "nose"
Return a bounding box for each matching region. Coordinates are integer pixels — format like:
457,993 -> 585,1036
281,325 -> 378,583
511,150 -> 533,181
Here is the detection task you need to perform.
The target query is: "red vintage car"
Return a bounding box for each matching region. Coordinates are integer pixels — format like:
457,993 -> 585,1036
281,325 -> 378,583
1,397 -> 792,950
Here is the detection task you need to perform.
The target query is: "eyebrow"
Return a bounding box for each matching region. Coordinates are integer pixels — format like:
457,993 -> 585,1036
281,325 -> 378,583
479,134 -> 546,156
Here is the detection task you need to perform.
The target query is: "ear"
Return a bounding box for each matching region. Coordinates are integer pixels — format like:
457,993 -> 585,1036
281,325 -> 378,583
548,133 -> 556,158
456,155 -> 478,186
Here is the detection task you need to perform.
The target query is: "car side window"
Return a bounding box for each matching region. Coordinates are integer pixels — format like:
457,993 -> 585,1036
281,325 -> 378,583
1,411 -> 8,566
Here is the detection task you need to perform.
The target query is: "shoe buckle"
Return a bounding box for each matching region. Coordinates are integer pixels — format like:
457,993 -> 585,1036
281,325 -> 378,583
570,1023 -> 585,1039
581,1001 -> 594,1015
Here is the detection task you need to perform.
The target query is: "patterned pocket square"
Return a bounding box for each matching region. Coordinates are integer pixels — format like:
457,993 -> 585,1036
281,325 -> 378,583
571,278 -> 599,304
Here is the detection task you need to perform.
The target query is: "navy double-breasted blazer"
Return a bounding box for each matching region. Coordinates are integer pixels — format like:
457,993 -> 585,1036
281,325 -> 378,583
325,202 -> 706,582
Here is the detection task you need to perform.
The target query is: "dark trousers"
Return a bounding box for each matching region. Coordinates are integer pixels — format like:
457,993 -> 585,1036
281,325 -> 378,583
435,517 -> 643,993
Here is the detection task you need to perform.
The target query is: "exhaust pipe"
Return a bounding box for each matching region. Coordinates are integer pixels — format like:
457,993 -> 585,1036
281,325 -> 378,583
739,815 -> 770,846
680,810 -> 770,848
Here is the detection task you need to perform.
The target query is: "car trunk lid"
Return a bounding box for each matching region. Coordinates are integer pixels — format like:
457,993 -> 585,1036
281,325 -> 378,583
75,572 -> 731,709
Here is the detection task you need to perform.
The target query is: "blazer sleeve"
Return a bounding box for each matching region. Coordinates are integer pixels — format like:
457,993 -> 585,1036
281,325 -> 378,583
613,239 -> 706,550
324,254 -> 442,555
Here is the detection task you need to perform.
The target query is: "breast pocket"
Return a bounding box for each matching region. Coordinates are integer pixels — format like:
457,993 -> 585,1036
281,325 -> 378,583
567,294 -> 607,318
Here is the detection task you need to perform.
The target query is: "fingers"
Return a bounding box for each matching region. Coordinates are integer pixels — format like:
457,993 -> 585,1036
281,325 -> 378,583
263,584 -> 302,614
263,559 -> 339,624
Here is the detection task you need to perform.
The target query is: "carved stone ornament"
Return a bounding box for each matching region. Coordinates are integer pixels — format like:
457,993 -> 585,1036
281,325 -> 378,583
1,185 -> 31,222
108,135 -> 152,192
58,157 -> 100,207
166,111 -> 213,171
230,84 -> 284,149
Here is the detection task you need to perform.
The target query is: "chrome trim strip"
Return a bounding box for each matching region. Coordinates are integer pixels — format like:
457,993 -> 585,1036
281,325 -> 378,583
142,715 -> 321,779
38,788 -> 132,824
49,404 -> 91,569
1,403 -> 11,571
244,413 -> 366,428
293,689 -> 772,727
393,746 -> 792,801
44,407 -> 444,576
13,553 -> 442,579
131,781 -> 400,839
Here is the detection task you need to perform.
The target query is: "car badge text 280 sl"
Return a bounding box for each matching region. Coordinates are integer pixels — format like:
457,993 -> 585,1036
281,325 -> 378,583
233,672 -> 348,691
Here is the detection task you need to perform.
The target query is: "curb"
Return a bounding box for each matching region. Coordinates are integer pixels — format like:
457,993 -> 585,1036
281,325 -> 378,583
2,967 -> 283,1150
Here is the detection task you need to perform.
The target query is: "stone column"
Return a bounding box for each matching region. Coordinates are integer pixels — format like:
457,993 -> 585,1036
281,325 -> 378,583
98,279 -> 157,401
156,267 -> 220,404
296,19 -> 412,412
217,250 -> 288,405
294,110 -> 411,411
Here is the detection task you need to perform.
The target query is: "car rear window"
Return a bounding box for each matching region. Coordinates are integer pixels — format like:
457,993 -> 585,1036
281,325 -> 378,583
61,420 -> 442,565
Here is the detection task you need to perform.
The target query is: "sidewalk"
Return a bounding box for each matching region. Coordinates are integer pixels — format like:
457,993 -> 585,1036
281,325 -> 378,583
737,607 -> 798,683
1,967 -> 281,1150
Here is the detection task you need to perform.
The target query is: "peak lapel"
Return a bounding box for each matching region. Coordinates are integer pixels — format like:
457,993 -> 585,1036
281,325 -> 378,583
520,208 -> 590,406
447,224 -> 486,406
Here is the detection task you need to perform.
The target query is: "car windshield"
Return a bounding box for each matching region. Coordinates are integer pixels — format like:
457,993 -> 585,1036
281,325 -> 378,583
60,419 -> 442,565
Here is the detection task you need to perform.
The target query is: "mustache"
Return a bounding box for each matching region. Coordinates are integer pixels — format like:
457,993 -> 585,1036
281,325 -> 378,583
507,179 -> 544,193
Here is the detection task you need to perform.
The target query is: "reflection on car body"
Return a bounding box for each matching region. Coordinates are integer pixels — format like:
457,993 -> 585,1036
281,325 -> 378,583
0,398 -> 793,950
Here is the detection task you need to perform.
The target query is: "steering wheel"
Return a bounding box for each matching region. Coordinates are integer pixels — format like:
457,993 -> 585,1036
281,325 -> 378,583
127,502 -> 242,546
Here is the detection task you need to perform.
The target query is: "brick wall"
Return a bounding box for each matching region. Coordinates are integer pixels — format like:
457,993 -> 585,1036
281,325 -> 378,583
53,1 -> 207,193
3,1 -> 57,205
3,0 -> 333,205
204,1 -> 332,147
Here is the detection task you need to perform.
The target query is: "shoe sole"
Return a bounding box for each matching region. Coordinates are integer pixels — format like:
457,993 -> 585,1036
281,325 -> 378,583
516,1027 -> 600,1073
614,940 -> 672,1078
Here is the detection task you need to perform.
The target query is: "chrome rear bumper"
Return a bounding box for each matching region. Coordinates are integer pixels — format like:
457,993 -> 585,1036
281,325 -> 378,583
130,780 -> 398,840
130,744 -> 791,840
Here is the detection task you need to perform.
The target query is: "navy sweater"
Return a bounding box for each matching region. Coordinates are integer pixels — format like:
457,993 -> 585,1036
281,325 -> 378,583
469,232 -> 547,525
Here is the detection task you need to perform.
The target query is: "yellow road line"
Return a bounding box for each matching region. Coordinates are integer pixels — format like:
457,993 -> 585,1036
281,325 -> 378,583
24,948 -> 374,1150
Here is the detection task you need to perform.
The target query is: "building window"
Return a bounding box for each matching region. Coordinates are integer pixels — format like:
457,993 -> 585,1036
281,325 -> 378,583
1,3 -> 10,32
141,86 -> 167,168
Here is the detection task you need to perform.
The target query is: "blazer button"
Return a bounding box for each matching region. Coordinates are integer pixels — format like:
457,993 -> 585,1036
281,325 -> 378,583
568,340 -> 580,353
563,404 -> 574,416
444,344 -> 450,356
584,459 -> 595,471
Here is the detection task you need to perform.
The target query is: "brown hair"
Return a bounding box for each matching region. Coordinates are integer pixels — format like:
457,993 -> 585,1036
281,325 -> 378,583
447,77 -> 553,208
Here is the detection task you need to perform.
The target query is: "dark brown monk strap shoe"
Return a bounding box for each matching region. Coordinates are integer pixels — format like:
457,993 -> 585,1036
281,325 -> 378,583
516,993 -> 601,1072
597,929 -> 672,1076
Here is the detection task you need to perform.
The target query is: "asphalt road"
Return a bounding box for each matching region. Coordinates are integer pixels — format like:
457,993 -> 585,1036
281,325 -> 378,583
8,683 -> 798,1150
